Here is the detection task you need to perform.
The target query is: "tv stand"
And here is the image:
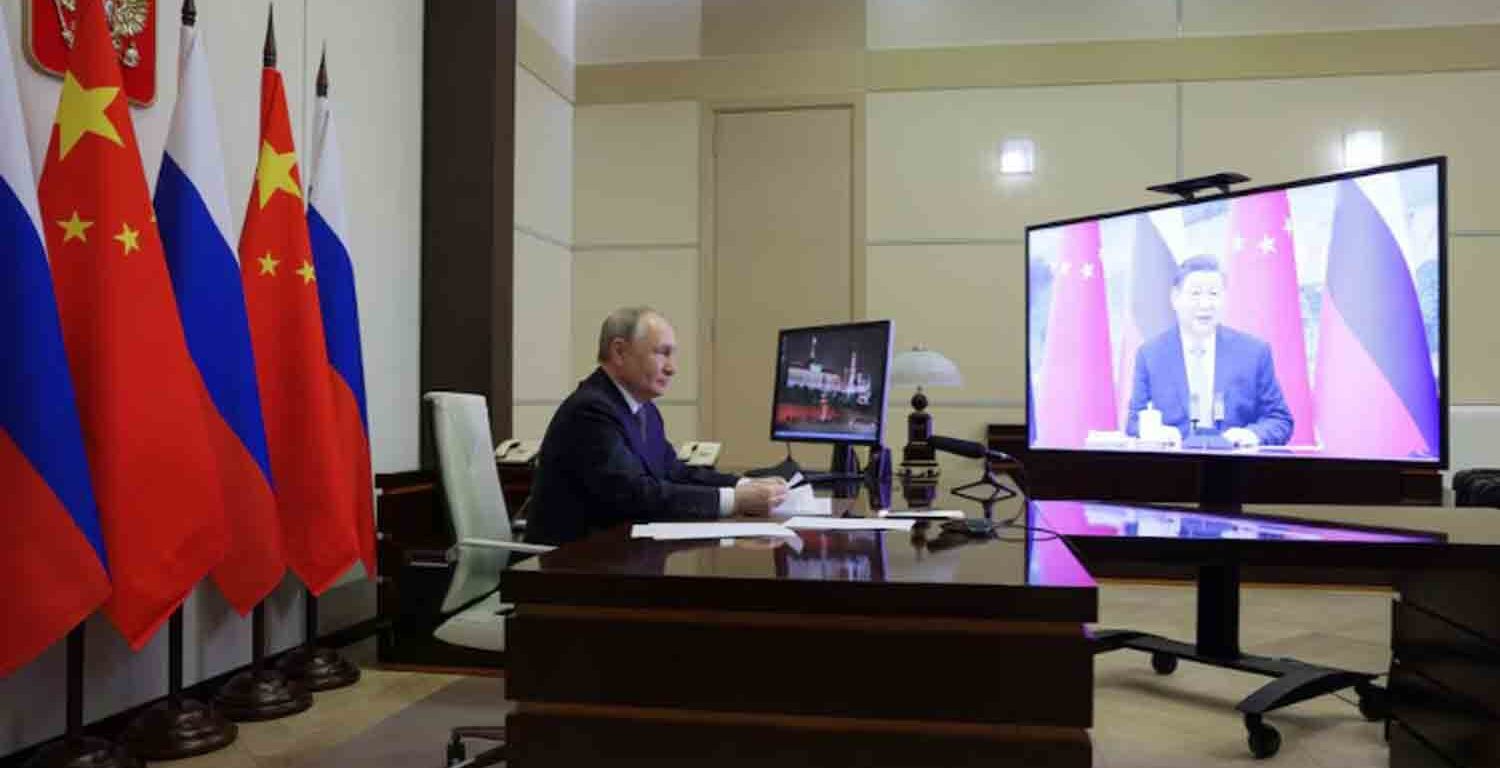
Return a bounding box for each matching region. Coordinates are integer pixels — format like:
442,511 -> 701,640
1199,457 -> 1248,513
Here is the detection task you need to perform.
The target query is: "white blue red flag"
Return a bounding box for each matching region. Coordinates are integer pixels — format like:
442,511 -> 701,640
156,14 -> 284,614
1,7 -> 110,675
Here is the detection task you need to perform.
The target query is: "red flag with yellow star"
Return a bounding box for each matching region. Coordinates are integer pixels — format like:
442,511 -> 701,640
239,38 -> 358,595
36,0 -> 226,648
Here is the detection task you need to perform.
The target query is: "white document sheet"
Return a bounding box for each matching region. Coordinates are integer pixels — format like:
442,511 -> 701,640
782,517 -> 915,532
876,509 -> 965,520
630,522 -> 798,541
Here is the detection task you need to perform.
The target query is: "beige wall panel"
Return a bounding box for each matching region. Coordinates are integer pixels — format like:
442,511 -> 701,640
702,0 -> 863,57
1183,0 -> 1500,37
516,66 -> 574,245
867,243 -> 1027,407
868,0 -> 1176,50
514,232 -> 574,401
520,0 -> 576,61
1182,71 -> 1500,233
513,403 -> 563,441
577,0 -> 701,64
1450,237 -> 1500,405
867,85 -> 1176,242
575,101 -> 700,244
571,249 -> 702,399
659,404 -> 703,446
519,16 -> 576,102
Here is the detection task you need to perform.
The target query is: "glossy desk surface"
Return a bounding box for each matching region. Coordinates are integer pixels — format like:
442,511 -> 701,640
508,485 -> 1500,613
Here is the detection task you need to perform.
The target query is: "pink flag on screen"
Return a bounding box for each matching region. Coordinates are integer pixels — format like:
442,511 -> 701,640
1223,190 -> 1315,446
1036,221 -> 1117,448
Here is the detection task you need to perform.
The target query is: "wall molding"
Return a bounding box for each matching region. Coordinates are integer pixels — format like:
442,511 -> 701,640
573,241 -> 700,253
514,223 -> 574,251
868,237 -> 1024,247
578,24 -> 1500,105
518,16 -> 576,103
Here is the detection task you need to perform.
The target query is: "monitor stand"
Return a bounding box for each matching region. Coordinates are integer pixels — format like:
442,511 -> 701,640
827,443 -> 893,503
1198,457 -> 1248,514
1095,456 -> 1384,759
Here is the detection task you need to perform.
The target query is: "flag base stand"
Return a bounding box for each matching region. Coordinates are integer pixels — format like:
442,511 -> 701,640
123,610 -> 237,758
122,699 -> 237,759
213,605 -> 312,721
23,736 -> 141,768
213,668 -> 312,721
277,645 -> 360,691
28,630 -> 143,768
277,592 -> 360,691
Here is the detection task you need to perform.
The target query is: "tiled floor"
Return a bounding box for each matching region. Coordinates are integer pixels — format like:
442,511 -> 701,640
170,583 -> 1396,767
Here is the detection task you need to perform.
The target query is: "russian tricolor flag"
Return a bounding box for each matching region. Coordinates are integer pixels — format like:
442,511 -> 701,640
309,57 -> 376,579
156,17 -> 284,614
0,12 -> 110,676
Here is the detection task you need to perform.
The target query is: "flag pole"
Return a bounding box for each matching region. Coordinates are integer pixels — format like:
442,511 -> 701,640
122,606 -> 238,758
277,43 -> 360,693
27,628 -> 141,768
211,9 -> 316,721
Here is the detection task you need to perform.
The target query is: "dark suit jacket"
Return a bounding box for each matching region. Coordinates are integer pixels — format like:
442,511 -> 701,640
1125,326 -> 1294,446
525,368 -> 740,546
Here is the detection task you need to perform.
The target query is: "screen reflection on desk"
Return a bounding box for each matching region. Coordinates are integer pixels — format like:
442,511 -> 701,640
775,531 -> 886,580
1030,499 -> 1437,544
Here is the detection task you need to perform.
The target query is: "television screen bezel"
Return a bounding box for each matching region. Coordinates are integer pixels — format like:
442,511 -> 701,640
1023,155 -> 1448,470
768,319 -> 895,447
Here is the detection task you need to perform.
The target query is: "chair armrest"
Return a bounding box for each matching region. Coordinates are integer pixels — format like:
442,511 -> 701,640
453,537 -> 555,556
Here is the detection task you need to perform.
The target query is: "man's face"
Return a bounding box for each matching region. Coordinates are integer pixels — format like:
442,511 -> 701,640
1172,269 -> 1225,340
612,315 -> 677,401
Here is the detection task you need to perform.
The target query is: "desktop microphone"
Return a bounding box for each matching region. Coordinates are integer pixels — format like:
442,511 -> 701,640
926,435 -> 1015,463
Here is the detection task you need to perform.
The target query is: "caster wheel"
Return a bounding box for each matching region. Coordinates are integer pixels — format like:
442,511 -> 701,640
1151,652 -> 1179,675
1356,682 -> 1388,722
447,737 -> 467,766
1245,715 -> 1281,759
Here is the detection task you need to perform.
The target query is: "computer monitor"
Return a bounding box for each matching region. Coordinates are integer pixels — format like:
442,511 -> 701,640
770,320 -> 894,450
1025,157 -> 1447,504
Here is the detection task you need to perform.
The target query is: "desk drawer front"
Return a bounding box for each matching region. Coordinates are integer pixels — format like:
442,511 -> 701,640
1390,719 -> 1465,768
508,608 -> 1093,727
1394,600 -> 1500,718
1390,660 -> 1500,768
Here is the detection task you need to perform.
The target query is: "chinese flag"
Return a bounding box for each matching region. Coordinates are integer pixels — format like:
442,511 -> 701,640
36,0 -> 225,649
239,39 -> 359,595
1034,220 -> 1117,448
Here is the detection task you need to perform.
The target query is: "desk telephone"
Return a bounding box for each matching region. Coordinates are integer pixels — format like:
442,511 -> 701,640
495,438 -> 541,465
676,441 -> 722,467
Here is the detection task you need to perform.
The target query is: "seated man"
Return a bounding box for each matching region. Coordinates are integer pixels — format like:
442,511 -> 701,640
526,307 -> 788,546
1125,256 -> 1294,448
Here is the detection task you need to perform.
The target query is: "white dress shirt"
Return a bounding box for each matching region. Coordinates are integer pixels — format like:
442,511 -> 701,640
1183,331 -> 1217,428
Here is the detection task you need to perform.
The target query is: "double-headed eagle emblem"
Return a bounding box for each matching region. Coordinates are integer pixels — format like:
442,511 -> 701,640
52,0 -> 150,68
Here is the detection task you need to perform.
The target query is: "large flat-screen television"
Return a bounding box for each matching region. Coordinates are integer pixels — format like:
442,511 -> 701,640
770,320 -> 894,446
1026,157 -> 1446,478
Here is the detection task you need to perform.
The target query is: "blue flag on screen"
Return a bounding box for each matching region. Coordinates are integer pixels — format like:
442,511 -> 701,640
308,69 -> 376,578
156,18 -> 283,614
0,12 -> 110,676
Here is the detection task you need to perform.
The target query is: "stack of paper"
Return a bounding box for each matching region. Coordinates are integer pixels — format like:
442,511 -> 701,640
782,517 -> 915,532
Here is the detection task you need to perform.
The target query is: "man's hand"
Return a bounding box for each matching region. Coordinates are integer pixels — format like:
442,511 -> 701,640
733,477 -> 788,516
1223,427 -> 1261,448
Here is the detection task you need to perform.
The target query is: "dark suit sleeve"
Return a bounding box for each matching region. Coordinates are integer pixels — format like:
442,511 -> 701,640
565,403 -> 723,524
663,449 -> 740,488
1124,346 -> 1152,438
1246,344 -> 1294,446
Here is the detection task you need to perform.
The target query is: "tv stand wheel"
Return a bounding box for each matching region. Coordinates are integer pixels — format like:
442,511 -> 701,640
1151,652 -> 1179,675
1355,682 -> 1388,722
1245,714 -> 1281,759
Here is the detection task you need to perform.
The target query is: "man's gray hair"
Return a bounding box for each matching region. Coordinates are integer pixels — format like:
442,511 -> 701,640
597,306 -> 665,362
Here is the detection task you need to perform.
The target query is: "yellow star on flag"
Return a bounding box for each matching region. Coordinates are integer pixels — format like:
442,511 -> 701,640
255,141 -> 303,208
258,253 -> 280,276
113,222 -> 141,255
296,261 -> 317,285
57,211 -> 94,243
55,71 -> 124,161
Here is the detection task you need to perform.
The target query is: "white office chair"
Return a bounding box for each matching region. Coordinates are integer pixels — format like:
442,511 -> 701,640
424,392 -> 554,767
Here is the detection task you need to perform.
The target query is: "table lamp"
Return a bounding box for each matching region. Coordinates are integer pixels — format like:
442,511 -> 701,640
890,346 -> 962,501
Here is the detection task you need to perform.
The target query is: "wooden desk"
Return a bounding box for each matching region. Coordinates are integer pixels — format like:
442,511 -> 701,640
503,512 -> 1097,767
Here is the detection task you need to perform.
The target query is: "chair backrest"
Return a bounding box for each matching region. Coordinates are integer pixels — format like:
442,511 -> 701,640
425,391 -> 512,613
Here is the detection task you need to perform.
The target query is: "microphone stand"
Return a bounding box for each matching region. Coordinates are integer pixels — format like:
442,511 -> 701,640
950,460 -> 1017,505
